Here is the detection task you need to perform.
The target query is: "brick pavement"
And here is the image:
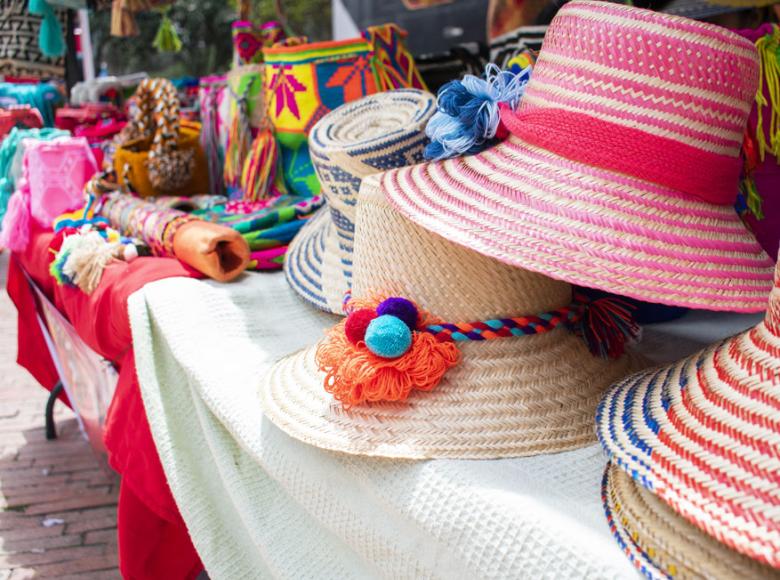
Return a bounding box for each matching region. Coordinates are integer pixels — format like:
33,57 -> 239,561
0,252 -> 120,579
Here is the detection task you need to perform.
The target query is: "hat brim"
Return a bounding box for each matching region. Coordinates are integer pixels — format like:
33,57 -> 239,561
601,465 -> 665,580
381,137 -> 774,313
258,327 -> 642,459
597,320 -> 780,567
285,207 -> 351,314
603,464 -> 778,578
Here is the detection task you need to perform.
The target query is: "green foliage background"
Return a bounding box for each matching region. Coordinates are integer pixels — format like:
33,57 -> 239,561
92,0 -> 331,78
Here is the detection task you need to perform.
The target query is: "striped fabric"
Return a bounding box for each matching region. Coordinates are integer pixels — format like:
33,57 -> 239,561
597,260 -> 780,569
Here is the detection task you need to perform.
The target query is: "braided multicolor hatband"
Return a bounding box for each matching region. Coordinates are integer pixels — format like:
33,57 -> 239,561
425,306 -> 577,342
317,292 -> 639,407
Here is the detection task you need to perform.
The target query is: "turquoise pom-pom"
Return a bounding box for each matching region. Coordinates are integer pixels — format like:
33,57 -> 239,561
364,315 -> 412,359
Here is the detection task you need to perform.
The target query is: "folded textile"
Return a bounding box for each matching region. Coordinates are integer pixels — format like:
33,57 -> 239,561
0,82 -> 63,126
0,106 -> 43,139
193,194 -> 324,269
0,126 -> 69,222
0,136 -> 97,252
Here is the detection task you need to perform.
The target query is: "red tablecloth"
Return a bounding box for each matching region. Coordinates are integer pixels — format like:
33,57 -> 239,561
7,227 -> 204,580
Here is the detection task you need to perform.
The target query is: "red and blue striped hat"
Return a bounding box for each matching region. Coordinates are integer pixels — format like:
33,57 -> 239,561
597,258 -> 780,569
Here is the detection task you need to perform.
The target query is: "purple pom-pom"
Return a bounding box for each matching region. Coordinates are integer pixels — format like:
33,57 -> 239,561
376,297 -> 419,330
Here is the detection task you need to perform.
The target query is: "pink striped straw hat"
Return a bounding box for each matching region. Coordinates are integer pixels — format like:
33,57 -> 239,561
382,0 -> 775,313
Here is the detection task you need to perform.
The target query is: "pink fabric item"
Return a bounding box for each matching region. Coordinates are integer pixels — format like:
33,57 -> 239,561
24,137 -> 98,228
380,0 -> 774,313
0,185 -> 31,252
501,107 -> 741,206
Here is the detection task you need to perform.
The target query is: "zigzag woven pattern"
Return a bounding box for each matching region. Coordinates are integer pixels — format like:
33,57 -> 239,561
286,89 -> 435,314
380,0 -> 774,314
523,2 -> 758,157
0,0 -> 65,78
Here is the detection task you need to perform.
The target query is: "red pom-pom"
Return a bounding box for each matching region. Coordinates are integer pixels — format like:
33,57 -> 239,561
344,308 -> 377,345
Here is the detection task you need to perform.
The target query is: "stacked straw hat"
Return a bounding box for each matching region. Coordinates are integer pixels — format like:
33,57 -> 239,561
380,0 -> 775,313
259,178 -> 644,459
285,89 -> 436,314
602,465 -> 780,579
597,256 -> 780,571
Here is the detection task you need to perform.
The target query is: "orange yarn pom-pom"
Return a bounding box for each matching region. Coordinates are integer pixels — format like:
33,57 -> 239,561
315,318 -> 460,407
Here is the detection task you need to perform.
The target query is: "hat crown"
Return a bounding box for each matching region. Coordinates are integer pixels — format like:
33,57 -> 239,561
764,260 -> 780,335
352,176 -> 572,321
521,0 -> 758,160
309,89 -> 435,228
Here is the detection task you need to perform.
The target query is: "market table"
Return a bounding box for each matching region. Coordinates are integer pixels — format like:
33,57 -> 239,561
7,226 -> 205,580
128,270 -> 764,579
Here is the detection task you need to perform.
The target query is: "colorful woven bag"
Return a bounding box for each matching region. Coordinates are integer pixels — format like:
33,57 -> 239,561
232,19 -> 285,66
113,78 -> 209,198
263,24 -> 427,197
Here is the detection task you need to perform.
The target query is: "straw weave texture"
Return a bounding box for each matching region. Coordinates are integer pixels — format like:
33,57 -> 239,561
382,0 -> 774,313
598,260 -> 780,568
286,89 -> 435,314
604,464 -> 780,579
261,178 -> 641,459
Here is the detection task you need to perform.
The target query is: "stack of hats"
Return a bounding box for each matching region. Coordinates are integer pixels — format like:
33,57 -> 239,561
597,258 -> 780,576
286,89 -> 437,314
267,0 -> 776,464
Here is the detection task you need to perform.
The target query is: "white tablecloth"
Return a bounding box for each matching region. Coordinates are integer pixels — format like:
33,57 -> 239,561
128,272 -> 762,580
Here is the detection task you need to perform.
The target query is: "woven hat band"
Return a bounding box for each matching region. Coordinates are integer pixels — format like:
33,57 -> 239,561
501,106 -> 741,205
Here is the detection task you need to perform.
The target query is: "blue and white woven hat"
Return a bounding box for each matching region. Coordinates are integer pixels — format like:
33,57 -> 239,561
285,89 -> 436,314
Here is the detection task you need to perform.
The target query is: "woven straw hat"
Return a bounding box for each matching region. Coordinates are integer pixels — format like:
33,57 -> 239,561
259,176 -> 643,459
602,464 -> 780,579
381,0 -> 774,313
285,89 -> 436,314
597,256 -> 780,569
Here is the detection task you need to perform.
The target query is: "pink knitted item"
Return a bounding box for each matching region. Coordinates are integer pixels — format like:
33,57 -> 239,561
0,184 -> 30,252
24,137 -> 98,228
382,0 -> 773,313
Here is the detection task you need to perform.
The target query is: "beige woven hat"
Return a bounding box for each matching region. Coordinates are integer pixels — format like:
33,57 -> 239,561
603,464 -> 780,579
258,176 -> 644,459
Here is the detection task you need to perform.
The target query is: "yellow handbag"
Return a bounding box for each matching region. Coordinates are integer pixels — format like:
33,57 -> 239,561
114,78 -> 209,198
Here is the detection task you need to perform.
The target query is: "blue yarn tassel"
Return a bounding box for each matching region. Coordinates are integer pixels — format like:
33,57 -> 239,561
424,63 -> 531,160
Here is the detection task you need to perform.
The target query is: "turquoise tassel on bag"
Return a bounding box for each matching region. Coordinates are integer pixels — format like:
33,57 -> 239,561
29,0 -> 65,58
